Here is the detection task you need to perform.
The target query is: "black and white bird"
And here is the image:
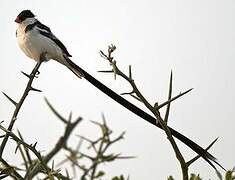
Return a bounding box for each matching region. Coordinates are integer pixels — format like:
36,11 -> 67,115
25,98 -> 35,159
15,10 -> 224,171
15,10 -> 83,78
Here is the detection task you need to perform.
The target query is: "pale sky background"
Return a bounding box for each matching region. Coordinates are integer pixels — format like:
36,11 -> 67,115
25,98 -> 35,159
0,0 -> 235,179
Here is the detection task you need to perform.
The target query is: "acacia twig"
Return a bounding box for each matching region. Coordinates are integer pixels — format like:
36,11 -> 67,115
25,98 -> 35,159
0,124 -> 50,174
164,71 -> 173,123
100,45 -> 191,179
25,99 -> 82,179
0,61 -> 42,158
72,117 -> 133,180
17,130 -> 33,169
0,157 -> 23,179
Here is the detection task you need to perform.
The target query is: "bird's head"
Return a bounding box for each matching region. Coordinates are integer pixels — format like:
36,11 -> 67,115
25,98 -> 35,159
15,10 -> 35,24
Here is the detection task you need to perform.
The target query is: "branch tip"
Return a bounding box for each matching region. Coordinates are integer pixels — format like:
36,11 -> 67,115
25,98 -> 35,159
2,92 -> 17,106
128,65 -> 132,79
30,87 -> 42,92
97,70 -> 113,73
158,88 -> 193,109
21,71 -> 31,78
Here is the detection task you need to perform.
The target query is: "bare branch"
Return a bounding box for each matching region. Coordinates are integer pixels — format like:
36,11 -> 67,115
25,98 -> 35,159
157,88 -> 193,109
164,71 -> 173,123
100,45 -> 189,179
44,97 -> 68,124
26,100 -> 82,178
0,61 -> 42,158
17,130 -> 33,167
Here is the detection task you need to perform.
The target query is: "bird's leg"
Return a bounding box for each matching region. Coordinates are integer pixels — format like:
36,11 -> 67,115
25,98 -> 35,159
37,52 -> 48,75
39,52 -> 48,62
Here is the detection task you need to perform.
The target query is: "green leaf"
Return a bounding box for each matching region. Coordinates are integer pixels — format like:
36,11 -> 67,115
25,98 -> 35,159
94,171 -> 105,178
112,177 -> 119,180
225,170 -> 233,180
112,175 -> 125,180
167,176 -> 174,180
103,154 -> 117,162
120,175 -> 125,180
190,173 -> 202,180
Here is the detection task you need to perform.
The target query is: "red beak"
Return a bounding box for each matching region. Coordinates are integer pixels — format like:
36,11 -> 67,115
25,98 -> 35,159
15,16 -> 21,23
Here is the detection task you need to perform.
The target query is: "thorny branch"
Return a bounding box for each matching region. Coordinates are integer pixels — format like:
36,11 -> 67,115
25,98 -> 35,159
99,45 -> 218,180
0,45 -> 223,179
0,51 -> 132,180
0,61 -> 42,179
0,60 -> 80,179
0,54 -> 85,179
24,99 -> 83,179
0,61 -> 42,158
61,116 -> 134,180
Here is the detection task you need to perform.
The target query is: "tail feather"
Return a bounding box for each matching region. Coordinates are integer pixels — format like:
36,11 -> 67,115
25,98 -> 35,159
65,58 -> 225,171
63,57 -> 84,78
69,66 -> 83,79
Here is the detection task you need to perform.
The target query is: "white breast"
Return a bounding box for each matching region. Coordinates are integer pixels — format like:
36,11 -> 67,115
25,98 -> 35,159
16,24 -> 66,63
17,25 -> 39,61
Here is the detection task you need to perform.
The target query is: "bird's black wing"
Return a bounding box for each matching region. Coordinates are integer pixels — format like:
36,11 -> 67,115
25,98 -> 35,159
25,20 -> 51,33
36,21 -> 52,33
38,30 -> 72,57
26,20 -> 72,57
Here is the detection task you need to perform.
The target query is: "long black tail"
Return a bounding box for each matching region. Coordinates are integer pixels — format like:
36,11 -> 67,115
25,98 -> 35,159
66,58 -> 224,170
